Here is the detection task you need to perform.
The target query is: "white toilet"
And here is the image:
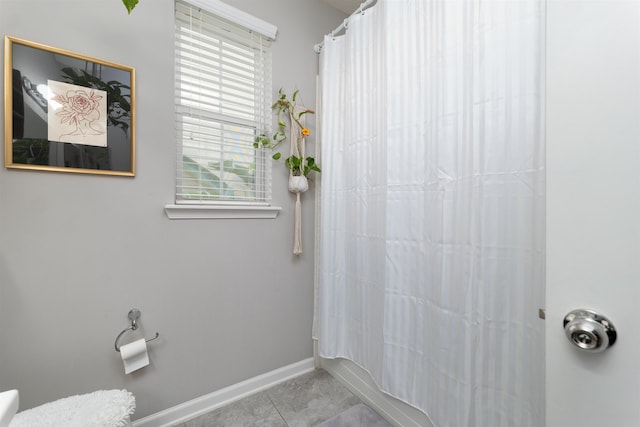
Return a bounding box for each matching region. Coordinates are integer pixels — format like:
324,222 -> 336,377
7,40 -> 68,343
0,390 -> 19,427
1,389 -> 135,427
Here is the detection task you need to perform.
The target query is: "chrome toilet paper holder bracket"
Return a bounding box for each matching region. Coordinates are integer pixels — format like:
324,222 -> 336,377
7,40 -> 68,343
114,308 -> 160,352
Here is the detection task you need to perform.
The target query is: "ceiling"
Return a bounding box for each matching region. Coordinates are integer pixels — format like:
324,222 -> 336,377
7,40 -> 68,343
321,0 -> 362,14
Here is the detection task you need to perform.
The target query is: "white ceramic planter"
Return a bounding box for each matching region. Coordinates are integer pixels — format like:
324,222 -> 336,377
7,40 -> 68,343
288,175 -> 309,193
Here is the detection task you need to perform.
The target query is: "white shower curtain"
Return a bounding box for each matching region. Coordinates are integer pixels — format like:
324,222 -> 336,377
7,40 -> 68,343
315,1 -> 545,426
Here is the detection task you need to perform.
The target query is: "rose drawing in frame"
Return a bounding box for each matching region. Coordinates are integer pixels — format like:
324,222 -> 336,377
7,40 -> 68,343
47,80 -> 107,147
5,35 -> 136,176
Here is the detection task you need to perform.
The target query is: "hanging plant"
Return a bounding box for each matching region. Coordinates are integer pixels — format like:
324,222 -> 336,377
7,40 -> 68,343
255,88 -> 319,255
254,88 -> 320,177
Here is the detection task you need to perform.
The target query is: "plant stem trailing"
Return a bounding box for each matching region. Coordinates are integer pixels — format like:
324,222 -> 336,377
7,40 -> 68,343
254,89 -> 321,177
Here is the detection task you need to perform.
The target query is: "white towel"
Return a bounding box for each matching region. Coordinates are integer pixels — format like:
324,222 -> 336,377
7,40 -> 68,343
10,389 -> 135,427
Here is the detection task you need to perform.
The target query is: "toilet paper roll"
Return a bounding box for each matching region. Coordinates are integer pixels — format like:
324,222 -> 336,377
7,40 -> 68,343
120,338 -> 149,374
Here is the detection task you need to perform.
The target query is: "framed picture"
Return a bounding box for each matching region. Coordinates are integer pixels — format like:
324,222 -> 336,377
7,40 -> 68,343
4,36 -> 135,176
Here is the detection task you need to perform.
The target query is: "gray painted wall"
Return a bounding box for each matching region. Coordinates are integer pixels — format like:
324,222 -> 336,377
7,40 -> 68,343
0,0 -> 345,419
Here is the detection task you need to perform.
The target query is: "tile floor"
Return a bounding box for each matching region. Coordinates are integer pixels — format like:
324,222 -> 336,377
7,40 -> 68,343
172,369 -> 365,427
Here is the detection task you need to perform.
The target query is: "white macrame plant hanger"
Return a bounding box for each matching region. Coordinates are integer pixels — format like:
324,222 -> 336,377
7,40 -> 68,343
287,108 -> 309,255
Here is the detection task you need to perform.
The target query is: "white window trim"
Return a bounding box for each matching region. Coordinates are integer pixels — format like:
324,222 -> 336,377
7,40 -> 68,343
185,0 -> 278,40
164,203 -> 282,219
168,0 -> 281,220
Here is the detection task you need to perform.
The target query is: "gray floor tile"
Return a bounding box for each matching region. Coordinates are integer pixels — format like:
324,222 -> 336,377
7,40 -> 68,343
182,391 -> 287,427
316,403 -> 392,427
267,369 -> 361,427
171,369 -> 365,427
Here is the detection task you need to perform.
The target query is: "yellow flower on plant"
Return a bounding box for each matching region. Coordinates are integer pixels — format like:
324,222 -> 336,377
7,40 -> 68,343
301,128 -> 310,137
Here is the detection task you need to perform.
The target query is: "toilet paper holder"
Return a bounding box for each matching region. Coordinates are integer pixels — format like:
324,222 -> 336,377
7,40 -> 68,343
114,308 -> 160,352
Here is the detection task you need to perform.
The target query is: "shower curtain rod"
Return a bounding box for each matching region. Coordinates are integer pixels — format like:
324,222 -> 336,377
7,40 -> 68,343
314,0 -> 377,53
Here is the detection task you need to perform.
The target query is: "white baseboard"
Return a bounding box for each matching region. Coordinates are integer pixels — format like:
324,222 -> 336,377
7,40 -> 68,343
320,357 -> 435,427
133,358 -> 315,427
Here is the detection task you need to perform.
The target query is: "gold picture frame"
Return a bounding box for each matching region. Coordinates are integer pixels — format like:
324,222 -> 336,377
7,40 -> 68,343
4,36 -> 135,176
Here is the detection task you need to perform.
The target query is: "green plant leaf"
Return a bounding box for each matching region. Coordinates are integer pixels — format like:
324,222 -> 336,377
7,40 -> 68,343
284,155 -> 306,175
273,152 -> 282,160
122,0 -> 138,13
292,89 -> 299,102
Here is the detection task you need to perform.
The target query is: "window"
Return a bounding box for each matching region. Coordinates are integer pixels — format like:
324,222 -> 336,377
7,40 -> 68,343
173,0 -> 276,208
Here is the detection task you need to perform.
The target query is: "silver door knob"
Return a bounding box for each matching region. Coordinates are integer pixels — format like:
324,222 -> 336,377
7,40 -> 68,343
563,309 -> 617,353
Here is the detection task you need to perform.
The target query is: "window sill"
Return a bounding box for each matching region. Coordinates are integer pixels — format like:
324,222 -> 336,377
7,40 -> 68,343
164,204 -> 282,220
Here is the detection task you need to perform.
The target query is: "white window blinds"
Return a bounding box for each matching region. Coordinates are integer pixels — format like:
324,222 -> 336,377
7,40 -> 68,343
175,0 -> 274,204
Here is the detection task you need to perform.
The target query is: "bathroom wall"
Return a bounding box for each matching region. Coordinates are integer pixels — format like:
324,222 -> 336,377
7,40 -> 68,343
0,0 -> 345,419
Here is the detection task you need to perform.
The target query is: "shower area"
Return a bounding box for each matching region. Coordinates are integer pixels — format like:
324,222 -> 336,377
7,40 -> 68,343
312,0 -> 640,425
314,0 -> 545,426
